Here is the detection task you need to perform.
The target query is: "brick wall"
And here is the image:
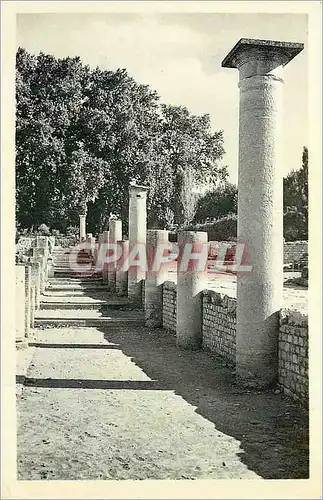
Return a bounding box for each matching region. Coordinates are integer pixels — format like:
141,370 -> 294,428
208,240 -> 308,265
202,290 -> 236,365
162,281 -> 177,333
283,241 -> 308,264
278,309 -> 308,402
158,283 -> 308,404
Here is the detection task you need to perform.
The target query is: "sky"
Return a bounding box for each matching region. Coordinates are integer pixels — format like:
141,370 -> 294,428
16,12 -> 308,185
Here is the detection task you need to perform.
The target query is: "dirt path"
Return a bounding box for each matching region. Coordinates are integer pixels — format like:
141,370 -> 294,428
17,324 -> 308,480
16,248 -> 308,480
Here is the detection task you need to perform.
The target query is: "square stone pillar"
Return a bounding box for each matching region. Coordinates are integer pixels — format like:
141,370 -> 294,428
30,286 -> 35,329
79,214 -> 86,241
116,240 -> 129,296
29,261 -> 41,309
15,265 -> 26,344
108,219 -> 122,292
30,255 -> 46,294
128,184 -> 149,302
36,236 -> 49,248
222,38 -> 304,388
145,230 -> 169,327
24,265 -> 31,337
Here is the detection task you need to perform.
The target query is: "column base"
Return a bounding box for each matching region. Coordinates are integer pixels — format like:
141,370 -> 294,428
235,364 -> 278,390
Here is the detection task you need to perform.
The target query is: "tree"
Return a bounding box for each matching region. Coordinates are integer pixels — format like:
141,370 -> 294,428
283,146 -> 308,241
15,48 -> 228,233
194,181 -> 237,223
159,105 -> 227,227
180,167 -> 199,226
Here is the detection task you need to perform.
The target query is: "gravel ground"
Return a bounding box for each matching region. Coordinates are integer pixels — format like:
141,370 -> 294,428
17,326 -> 308,481
16,251 -> 308,482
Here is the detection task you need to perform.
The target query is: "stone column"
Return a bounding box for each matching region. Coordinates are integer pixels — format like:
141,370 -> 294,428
102,230 -> 109,284
30,287 -> 35,329
36,236 -> 49,249
108,220 -> 122,292
176,231 -> 208,349
30,261 -> 41,309
128,185 -> 149,302
79,214 -> 86,241
15,265 -> 26,345
31,251 -> 46,293
222,38 -> 304,387
24,265 -> 31,337
145,230 -> 169,327
116,240 -> 129,296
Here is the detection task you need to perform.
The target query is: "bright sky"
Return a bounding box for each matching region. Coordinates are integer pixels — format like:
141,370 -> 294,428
17,12 -> 308,184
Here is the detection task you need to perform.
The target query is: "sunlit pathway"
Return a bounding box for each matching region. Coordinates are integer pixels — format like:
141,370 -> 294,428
16,248 -> 308,480
17,326 -> 260,480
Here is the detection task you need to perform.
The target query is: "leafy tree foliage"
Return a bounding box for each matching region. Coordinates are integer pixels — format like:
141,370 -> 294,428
283,146 -> 308,241
16,48 -> 226,233
194,181 -> 237,224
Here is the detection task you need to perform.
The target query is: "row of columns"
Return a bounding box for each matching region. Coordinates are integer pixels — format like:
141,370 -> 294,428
78,38 -> 303,388
16,236 -> 53,346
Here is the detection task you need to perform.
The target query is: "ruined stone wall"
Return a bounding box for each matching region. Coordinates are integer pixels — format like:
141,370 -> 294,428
202,290 -> 236,365
208,240 -> 308,264
278,309 -> 308,402
283,241 -> 308,264
159,283 -> 308,402
162,281 -> 177,333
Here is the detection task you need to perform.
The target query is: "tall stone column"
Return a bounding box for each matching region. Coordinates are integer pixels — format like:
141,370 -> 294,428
222,38 -> 304,387
176,231 -> 208,350
79,214 -> 86,241
145,230 -> 169,327
128,185 -> 149,302
108,219 -> 122,292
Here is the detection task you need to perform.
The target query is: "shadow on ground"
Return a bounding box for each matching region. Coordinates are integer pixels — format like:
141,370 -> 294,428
85,324 -> 310,480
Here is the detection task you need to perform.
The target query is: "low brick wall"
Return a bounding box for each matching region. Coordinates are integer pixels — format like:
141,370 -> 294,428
278,309 -> 308,402
202,290 -> 236,365
283,241 -> 308,264
162,281 -> 177,333
158,283 -> 308,403
207,240 -> 308,265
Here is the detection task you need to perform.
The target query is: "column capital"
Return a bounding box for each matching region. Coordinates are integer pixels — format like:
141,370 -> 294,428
129,184 -> 149,195
222,38 -> 304,80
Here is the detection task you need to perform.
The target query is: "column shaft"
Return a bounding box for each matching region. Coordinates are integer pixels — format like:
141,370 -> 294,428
237,75 -> 283,386
221,38 -> 304,387
145,230 -> 169,327
116,240 -> 129,296
128,185 -> 148,302
79,215 -> 86,241
176,231 -> 208,349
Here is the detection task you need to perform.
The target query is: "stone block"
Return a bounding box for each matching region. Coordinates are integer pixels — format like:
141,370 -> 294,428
15,265 -> 26,343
